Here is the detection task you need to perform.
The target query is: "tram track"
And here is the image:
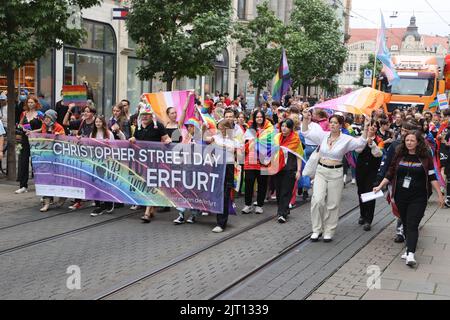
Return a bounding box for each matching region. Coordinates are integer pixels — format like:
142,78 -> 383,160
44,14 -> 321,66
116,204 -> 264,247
0,205 -> 91,231
0,209 -> 142,256
208,203 -> 383,300
94,201 -> 359,300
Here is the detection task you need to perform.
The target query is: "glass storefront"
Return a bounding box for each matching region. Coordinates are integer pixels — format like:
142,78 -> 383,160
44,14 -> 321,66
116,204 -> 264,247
37,50 -> 55,107
0,61 -> 36,96
63,20 -> 116,118
127,57 -> 150,112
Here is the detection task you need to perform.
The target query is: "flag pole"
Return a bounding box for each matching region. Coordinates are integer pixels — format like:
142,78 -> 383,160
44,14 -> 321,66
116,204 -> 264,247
373,11 -> 381,88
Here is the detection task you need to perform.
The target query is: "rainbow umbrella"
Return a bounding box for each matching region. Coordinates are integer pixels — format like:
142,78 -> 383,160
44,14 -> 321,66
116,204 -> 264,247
312,87 -> 386,115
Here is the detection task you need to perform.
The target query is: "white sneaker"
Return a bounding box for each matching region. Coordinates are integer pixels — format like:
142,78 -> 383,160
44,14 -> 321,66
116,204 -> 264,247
406,252 -> 416,266
242,205 -> 253,214
288,203 -> 293,209
202,212 -> 209,216
401,251 -> 407,259
351,178 -> 356,184
212,226 -> 224,233
130,205 -> 139,210
310,232 -> 321,241
343,174 -> 347,184
15,187 -> 28,194
278,216 -> 287,223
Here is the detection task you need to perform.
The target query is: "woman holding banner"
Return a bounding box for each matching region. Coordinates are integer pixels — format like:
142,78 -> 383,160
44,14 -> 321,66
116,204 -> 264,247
15,95 -> 43,194
39,110 -> 66,212
130,105 -> 171,223
301,114 -> 369,242
90,116 -> 116,216
109,104 -> 131,140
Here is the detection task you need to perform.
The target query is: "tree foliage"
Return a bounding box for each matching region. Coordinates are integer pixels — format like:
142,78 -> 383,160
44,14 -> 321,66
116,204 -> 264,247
233,1 -> 285,93
126,0 -> 232,90
0,0 -> 101,180
0,0 -> 100,69
353,54 -> 383,87
285,0 -> 348,90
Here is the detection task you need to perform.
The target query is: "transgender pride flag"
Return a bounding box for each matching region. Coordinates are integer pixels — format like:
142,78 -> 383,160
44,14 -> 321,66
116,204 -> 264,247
376,13 -> 400,86
272,48 -> 292,103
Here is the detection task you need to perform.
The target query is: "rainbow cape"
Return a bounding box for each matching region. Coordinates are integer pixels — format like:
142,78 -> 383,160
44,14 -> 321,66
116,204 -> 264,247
246,120 -> 275,169
267,131 -> 304,175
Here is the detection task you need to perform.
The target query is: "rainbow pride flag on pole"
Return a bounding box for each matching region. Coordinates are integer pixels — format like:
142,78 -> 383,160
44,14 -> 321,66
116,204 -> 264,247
143,90 -> 195,125
272,48 -> 292,103
63,85 -> 87,107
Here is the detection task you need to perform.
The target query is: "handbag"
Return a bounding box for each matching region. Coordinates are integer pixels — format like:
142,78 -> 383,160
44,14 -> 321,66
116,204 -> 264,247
302,146 -> 320,179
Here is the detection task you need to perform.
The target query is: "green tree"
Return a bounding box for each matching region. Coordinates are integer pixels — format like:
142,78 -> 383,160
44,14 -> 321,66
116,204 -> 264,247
353,54 -> 383,87
126,0 -> 232,91
233,1 -> 285,106
0,0 -> 100,180
286,0 -> 347,95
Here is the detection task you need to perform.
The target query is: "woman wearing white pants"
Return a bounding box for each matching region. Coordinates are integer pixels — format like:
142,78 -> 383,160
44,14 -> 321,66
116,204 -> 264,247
301,113 -> 369,242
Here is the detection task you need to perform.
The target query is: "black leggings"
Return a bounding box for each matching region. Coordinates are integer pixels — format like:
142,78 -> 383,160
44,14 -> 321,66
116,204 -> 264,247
244,169 -> 268,207
356,165 -> 378,224
217,164 -> 234,229
18,144 -> 30,188
396,199 -> 427,253
274,170 -> 296,218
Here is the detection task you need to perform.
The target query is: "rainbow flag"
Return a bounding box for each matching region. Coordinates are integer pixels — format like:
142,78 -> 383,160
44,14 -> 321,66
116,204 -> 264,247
143,90 -> 195,125
198,107 -> 217,134
63,85 -> 87,107
272,48 -> 292,103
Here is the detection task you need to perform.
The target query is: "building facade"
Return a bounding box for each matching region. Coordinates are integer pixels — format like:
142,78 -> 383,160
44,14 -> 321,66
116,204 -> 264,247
338,16 -> 449,91
1,0 -> 352,118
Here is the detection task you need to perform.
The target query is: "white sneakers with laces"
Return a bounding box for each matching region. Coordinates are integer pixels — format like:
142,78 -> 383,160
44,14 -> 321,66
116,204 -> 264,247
15,187 -> 28,194
212,226 -> 224,233
406,252 -> 416,267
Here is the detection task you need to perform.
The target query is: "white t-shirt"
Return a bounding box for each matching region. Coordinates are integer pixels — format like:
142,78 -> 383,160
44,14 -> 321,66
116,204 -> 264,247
301,124 -> 366,162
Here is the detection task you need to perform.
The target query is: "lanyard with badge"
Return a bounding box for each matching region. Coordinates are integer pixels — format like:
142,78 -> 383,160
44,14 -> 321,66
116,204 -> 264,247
402,159 -> 413,189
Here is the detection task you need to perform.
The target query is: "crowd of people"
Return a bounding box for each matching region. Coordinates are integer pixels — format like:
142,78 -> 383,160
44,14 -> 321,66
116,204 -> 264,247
1,88 -> 448,267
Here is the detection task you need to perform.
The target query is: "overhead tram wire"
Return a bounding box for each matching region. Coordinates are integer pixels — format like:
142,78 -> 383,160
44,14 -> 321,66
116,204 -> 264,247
333,1 -> 405,44
424,0 -> 450,28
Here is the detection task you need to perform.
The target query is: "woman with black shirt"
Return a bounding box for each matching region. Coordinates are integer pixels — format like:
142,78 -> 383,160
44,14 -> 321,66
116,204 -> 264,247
15,96 -> 43,194
374,131 -> 444,267
130,106 -> 171,223
355,120 -> 383,231
273,119 -> 303,223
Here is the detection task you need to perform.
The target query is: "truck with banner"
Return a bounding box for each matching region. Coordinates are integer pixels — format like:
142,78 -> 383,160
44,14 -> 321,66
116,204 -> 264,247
374,55 -> 447,113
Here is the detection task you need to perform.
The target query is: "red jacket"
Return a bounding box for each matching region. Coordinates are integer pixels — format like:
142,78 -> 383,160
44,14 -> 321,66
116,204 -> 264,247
41,122 -> 66,135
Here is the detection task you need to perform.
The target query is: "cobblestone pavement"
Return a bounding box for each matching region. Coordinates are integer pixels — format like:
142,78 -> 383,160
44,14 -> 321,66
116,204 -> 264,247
308,196 -> 450,300
0,178 -> 359,300
105,192 -> 360,300
215,201 -> 394,300
0,180 -> 336,299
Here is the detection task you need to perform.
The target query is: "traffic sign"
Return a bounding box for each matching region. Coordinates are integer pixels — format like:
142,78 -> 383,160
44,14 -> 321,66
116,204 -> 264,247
363,69 -> 373,86
364,69 -> 373,79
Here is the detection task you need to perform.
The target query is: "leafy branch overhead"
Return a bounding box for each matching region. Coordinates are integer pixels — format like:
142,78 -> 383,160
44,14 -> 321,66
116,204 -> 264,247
0,0 -> 101,69
126,0 -> 233,90
286,0 -> 348,89
233,1 -> 285,91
